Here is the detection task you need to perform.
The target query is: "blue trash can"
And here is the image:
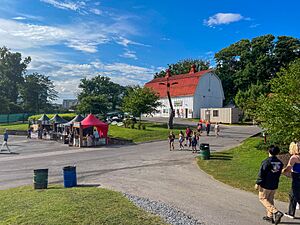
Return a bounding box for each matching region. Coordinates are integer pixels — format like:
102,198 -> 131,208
63,166 -> 77,188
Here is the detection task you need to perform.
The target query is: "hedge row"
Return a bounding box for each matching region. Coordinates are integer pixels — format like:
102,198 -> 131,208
28,113 -> 77,121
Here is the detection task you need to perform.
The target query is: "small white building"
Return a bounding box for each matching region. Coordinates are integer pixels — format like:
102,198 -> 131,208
62,99 -> 78,109
200,107 -> 243,124
145,67 -> 224,118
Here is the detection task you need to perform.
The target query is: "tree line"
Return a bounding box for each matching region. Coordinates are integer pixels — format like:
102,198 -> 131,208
0,46 -> 57,114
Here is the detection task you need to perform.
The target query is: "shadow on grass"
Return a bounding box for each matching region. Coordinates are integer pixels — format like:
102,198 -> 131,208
280,222 -> 300,225
46,184 -> 100,190
209,153 -> 233,161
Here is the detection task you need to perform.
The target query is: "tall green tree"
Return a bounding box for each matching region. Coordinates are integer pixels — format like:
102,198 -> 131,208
255,59 -> 300,144
122,86 -> 161,121
234,83 -> 268,119
0,46 -> 31,104
76,95 -> 109,115
78,75 -> 125,111
20,73 -> 58,113
154,59 -> 210,78
215,35 -> 300,103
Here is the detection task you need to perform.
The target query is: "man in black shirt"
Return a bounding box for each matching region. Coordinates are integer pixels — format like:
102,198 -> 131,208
255,146 -> 284,224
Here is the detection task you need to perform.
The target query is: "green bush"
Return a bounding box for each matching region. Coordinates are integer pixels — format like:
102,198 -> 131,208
130,123 -> 135,129
142,124 -> 146,130
28,113 -> 77,121
137,123 -> 141,130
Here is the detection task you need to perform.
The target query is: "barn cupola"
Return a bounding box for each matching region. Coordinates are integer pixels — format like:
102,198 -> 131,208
165,69 -> 171,78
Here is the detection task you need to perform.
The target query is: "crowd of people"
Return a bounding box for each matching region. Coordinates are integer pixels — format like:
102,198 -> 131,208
255,142 -> 300,224
168,120 -> 221,152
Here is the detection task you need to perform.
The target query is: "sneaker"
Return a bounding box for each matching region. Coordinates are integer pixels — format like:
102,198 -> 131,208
284,213 -> 294,219
274,211 -> 284,225
263,216 -> 274,223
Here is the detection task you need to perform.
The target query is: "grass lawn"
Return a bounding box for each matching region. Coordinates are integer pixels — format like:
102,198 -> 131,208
0,121 -> 192,143
0,123 -> 28,133
0,185 -> 166,225
197,137 -> 291,202
109,122 -> 189,143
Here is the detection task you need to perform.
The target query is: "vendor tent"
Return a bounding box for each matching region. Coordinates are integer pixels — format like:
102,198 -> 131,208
80,114 -> 108,137
50,114 -> 68,124
37,114 -> 50,125
63,114 -> 84,127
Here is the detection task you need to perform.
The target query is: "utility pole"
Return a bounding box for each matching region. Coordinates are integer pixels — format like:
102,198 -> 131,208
159,69 -> 178,129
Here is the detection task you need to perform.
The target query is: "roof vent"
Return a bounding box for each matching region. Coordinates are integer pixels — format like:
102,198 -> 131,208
189,64 -> 197,74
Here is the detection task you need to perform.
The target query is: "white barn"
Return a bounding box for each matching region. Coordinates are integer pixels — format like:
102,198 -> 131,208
145,67 -> 224,118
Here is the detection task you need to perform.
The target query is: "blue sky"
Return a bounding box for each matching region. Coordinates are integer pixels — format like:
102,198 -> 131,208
0,0 -> 299,102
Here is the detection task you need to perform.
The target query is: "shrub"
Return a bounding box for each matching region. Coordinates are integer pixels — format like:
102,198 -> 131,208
137,123 -> 141,130
141,124 -> 146,130
28,113 -> 77,121
130,123 -> 135,129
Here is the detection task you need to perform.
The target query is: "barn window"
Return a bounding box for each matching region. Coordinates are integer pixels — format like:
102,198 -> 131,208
213,110 -> 219,117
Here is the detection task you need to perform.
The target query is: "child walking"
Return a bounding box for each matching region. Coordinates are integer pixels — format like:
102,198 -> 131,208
0,129 -> 11,153
178,131 -> 184,150
168,131 -> 175,151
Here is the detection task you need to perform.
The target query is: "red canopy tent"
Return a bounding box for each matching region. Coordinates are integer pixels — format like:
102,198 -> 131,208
80,114 -> 109,138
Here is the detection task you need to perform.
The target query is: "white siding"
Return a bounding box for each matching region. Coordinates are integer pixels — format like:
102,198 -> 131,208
193,72 -> 224,118
152,96 -> 194,118
200,108 -> 242,124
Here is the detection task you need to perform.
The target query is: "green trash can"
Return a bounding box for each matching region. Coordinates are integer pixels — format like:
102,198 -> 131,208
33,169 -> 48,189
199,143 -> 210,160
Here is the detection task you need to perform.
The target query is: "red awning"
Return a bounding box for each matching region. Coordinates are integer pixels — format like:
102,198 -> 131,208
80,114 -> 109,137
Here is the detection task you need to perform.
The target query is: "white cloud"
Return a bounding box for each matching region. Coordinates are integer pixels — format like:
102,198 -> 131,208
204,13 -> 244,27
120,49 -> 137,60
12,16 -> 26,20
41,0 -> 85,11
0,18 -> 136,53
90,8 -> 102,15
26,54 -> 158,101
116,36 -> 150,47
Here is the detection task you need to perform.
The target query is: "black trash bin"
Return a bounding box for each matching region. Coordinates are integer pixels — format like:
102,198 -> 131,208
199,143 -> 210,160
33,169 -> 48,189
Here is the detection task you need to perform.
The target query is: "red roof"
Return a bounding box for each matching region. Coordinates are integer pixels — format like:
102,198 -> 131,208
81,114 -> 109,137
145,69 -> 212,98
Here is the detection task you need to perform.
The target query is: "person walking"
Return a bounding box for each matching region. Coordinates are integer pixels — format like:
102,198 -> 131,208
282,142 -> 300,219
27,128 -> 32,139
178,131 -> 184,150
255,145 -> 284,224
191,131 -> 198,153
214,122 -> 220,137
168,131 -> 175,151
205,121 -> 211,136
185,127 -> 192,147
0,129 -> 11,153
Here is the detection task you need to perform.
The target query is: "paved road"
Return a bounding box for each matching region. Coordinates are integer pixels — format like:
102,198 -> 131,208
0,125 -> 297,225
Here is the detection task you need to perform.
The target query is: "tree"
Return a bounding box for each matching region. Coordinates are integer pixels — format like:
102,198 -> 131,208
20,73 -> 58,113
234,83 -> 268,120
0,46 -> 31,104
122,86 -> 161,122
255,59 -> 300,145
76,95 -> 109,115
154,59 -> 210,78
215,35 -> 300,104
78,76 -> 125,111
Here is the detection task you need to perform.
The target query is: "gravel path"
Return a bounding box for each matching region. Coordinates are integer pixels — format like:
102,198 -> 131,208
125,193 -> 201,225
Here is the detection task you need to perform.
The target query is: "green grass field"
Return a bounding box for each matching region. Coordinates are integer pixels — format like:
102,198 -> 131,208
0,185 -> 166,225
0,123 -> 28,133
0,121 -> 190,143
197,137 -> 291,202
108,122 -> 188,143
